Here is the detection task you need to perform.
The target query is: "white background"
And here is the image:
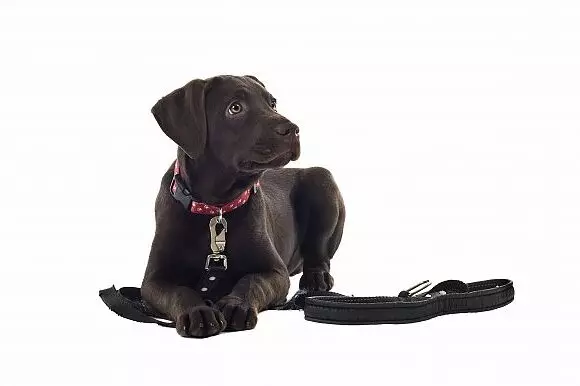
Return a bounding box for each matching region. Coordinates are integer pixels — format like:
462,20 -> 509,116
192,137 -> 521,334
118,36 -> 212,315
1,1 -> 579,385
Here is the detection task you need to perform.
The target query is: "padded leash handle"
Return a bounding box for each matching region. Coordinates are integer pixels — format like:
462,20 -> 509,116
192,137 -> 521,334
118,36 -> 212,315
301,279 -> 514,325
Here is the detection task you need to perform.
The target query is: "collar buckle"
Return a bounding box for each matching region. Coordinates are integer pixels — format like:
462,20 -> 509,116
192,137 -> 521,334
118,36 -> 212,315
171,176 -> 193,210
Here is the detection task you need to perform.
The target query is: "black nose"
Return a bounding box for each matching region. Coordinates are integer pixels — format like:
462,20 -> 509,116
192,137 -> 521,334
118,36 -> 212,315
274,123 -> 299,136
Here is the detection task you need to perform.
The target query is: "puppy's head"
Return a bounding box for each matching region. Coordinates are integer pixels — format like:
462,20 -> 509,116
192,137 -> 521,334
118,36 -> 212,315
152,75 -> 300,173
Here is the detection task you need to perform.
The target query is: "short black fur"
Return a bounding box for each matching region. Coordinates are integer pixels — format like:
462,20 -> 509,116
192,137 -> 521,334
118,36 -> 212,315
141,75 -> 345,338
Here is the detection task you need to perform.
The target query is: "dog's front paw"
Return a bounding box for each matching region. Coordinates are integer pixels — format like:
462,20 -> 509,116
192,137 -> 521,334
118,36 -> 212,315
215,296 -> 258,331
299,269 -> 334,291
175,305 -> 226,338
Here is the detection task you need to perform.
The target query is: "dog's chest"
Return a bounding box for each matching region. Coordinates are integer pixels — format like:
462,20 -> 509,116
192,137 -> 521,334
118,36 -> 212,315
179,192 -> 297,274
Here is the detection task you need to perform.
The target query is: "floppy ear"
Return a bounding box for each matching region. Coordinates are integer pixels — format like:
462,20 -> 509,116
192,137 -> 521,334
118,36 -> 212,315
151,79 -> 208,159
244,75 -> 265,87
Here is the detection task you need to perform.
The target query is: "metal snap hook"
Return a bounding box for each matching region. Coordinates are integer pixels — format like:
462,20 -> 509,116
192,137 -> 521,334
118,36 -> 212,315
209,214 -> 227,254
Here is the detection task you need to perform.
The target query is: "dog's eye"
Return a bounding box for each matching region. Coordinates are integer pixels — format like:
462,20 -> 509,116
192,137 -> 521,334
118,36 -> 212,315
270,100 -> 277,111
228,102 -> 243,115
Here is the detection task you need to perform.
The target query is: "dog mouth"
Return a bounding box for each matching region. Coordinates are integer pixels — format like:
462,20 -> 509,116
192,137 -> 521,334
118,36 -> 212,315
241,135 -> 300,171
240,151 -> 294,171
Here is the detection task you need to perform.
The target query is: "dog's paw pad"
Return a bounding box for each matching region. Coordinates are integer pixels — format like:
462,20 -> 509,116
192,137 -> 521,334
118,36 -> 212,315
215,296 -> 258,331
175,305 -> 226,338
299,270 -> 334,291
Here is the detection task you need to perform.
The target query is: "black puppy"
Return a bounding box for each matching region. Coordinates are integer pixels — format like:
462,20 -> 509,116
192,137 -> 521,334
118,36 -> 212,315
141,75 -> 345,338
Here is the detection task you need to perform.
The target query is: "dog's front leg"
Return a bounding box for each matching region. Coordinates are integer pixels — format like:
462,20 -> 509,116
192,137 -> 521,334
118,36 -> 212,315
141,279 -> 226,338
216,268 -> 290,331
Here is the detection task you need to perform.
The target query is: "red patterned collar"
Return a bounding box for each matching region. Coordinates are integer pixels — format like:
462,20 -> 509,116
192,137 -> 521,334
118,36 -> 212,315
170,160 -> 259,215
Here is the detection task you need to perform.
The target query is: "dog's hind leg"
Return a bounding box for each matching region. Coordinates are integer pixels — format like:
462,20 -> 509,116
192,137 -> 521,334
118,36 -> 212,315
296,167 -> 345,291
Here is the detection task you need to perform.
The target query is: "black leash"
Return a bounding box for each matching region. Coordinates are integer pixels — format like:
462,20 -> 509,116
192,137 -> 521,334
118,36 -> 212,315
297,279 -> 514,324
99,286 -> 175,327
101,162 -> 514,327
99,278 -> 514,327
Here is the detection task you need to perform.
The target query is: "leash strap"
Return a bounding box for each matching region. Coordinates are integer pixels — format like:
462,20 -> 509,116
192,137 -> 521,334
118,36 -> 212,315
99,286 -> 175,327
99,279 -> 514,327
296,279 -> 514,324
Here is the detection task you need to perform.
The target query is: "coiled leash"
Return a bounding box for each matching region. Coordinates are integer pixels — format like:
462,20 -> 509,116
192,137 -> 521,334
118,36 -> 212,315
99,160 -> 514,327
99,279 -> 514,327
274,279 -> 514,324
